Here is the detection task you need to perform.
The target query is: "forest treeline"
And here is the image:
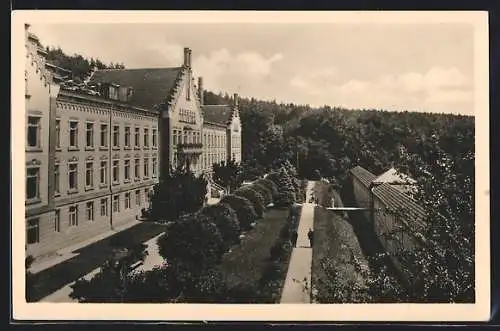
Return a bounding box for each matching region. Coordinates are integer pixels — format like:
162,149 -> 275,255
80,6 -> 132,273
44,46 -> 126,82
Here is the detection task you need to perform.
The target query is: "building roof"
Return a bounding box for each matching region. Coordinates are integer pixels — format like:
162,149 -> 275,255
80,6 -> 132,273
373,167 -> 417,185
350,165 -> 377,187
88,67 -> 184,109
372,182 -> 427,230
202,104 -> 233,126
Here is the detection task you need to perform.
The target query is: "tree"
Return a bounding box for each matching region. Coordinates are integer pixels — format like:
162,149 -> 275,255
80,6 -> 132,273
250,183 -> 273,205
212,159 -> 243,193
199,203 -> 241,251
25,255 -> 35,302
147,164 -> 208,222
254,178 -> 279,200
233,187 -> 265,218
157,213 -> 224,272
220,195 -> 258,230
268,168 -> 296,207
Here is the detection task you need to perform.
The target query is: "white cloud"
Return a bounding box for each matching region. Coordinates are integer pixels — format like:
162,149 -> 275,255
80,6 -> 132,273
192,49 -> 284,95
291,66 -> 473,114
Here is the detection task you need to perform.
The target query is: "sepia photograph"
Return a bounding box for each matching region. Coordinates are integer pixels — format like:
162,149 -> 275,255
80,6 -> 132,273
12,10 -> 489,321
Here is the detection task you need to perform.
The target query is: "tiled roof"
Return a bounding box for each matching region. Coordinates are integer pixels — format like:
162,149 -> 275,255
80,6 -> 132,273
350,166 -> 377,187
372,182 -> 427,230
202,104 -> 233,126
89,67 -> 184,109
373,167 -> 417,185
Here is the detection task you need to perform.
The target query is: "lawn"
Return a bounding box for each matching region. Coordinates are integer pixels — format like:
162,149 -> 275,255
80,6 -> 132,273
311,184 -> 371,303
216,207 -> 295,303
28,222 -> 165,302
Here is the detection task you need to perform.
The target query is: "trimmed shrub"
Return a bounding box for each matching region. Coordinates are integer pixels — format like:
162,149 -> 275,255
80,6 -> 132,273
157,213 -> 224,271
199,203 -> 241,251
255,178 -> 279,199
269,238 -> 291,261
275,191 -> 295,208
234,187 -> 265,218
220,195 -> 258,230
251,183 -> 273,205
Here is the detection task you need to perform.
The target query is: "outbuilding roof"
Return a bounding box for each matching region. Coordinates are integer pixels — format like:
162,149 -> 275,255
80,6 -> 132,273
350,165 -> 377,187
372,182 -> 427,230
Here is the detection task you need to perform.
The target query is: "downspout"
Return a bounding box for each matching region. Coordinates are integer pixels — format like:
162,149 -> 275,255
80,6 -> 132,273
368,181 -> 382,231
109,102 -> 113,230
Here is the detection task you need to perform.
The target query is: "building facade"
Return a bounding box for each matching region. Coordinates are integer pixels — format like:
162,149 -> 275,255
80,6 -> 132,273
24,28 -> 242,260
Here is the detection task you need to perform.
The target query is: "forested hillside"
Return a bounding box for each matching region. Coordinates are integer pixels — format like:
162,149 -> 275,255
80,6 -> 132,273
44,46 -> 126,82
205,90 -> 475,302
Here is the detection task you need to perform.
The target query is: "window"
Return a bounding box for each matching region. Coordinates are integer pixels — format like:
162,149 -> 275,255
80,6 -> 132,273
144,157 -> 149,178
134,127 -> 140,147
113,125 -> 120,147
55,119 -> 61,148
69,163 -> 78,190
134,158 -> 140,179
26,167 -> 40,200
124,126 -> 131,147
144,128 -> 149,147
135,190 -> 141,205
152,157 -> 157,176
100,198 -> 108,216
86,201 -> 94,221
144,188 -> 149,203
100,161 -> 107,185
27,116 -> 41,148
112,160 -> 119,183
86,122 -> 94,148
125,192 -> 131,209
54,209 -> 60,232
100,124 -> 108,147
54,164 -> 60,195
173,130 -> 178,145
124,159 -> 130,180
27,218 -> 39,244
113,195 -> 120,213
152,129 -> 157,147
85,162 -> 94,187
69,120 -> 78,148
69,205 -> 78,227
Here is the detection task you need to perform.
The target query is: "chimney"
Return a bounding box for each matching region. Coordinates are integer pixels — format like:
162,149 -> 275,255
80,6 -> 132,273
183,47 -> 190,68
234,93 -> 239,107
184,47 -> 192,68
198,77 -> 204,105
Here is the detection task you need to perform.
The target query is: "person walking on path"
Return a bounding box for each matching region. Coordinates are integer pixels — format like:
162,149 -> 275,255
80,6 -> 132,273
307,228 -> 314,247
291,230 -> 298,247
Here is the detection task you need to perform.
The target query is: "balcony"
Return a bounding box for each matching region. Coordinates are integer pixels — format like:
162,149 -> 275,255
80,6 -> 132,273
176,143 -> 203,154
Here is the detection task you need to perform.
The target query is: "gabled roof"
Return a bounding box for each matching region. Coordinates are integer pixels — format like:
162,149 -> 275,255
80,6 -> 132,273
350,166 -> 377,187
372,182 -> 426,230
373,167 -> 417,185
88,67 -> 184,109
202,104 -> 233,127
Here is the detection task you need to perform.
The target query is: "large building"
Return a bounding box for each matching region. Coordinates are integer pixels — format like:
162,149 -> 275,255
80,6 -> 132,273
24,27 -> 242,260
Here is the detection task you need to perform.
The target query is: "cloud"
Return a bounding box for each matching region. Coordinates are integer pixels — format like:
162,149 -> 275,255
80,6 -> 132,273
290,66 -> 340,94
290,66 -> 473,114
192,49 -> 284,97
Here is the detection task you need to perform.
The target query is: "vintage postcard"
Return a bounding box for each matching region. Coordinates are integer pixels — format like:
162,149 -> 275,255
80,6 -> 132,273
11,10 -> 490,321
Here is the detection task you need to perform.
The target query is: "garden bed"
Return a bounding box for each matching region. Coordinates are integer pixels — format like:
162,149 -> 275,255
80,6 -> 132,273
311,198 -> 371,303
216,207 -> 298,303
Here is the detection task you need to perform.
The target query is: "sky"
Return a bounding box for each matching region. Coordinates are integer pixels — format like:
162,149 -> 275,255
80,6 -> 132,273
29,23 -> 475,115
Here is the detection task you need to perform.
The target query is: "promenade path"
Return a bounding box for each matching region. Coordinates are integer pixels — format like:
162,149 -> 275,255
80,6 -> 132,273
280,181 -> 315,303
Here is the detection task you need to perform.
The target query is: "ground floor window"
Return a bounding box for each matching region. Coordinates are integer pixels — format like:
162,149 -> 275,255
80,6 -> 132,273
27,218 -> 40,244
100,198 -> 108,216
69,205 -> 78,227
